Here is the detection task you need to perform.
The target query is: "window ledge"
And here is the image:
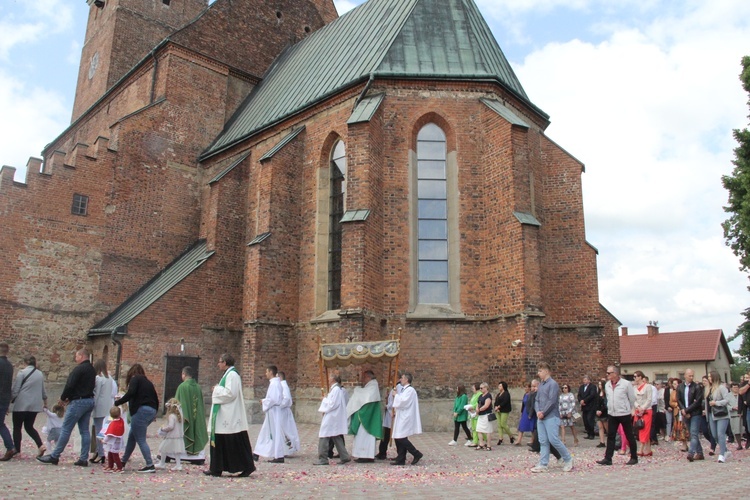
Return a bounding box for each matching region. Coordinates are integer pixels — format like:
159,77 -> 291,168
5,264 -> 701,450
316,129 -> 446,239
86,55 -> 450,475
311,309 -> 342,324
407,304 -> 465,321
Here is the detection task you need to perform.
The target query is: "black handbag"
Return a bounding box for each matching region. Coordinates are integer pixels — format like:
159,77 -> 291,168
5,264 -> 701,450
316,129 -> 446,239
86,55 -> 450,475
487,413 -> 497,422
633,417 -> 645,430
712,405 -> 729,418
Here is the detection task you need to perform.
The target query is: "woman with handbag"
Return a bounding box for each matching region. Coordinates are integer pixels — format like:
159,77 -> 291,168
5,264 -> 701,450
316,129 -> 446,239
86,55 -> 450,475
705,370 -> 730,462
474,383 -> 493,451
493,381 -> 514,446
633,371 -> 653,457
558,384 -> 578,446
11,355 -> 47,457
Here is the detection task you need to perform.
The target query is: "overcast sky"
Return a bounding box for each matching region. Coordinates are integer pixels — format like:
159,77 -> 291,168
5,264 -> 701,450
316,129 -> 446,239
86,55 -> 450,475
1,0 -> 749,350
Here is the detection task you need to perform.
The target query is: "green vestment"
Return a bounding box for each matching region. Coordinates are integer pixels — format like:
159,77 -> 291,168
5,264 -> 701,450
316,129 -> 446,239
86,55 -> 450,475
175,377 -> 208,454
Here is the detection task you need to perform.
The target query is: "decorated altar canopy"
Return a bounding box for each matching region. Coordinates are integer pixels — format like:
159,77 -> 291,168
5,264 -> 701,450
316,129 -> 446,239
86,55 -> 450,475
317,331 -> 401,395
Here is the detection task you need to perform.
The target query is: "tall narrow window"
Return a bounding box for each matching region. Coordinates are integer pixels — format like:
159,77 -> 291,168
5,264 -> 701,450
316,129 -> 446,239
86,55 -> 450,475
328,141 -> 346,310
417,124 -> 448,303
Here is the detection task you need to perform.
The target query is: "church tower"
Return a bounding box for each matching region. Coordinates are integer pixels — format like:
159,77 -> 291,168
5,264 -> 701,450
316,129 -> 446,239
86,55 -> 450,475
72,0 -> 208,121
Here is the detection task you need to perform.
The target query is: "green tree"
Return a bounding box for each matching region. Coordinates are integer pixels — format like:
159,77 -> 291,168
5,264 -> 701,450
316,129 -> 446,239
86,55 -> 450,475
722,56 -> 750,359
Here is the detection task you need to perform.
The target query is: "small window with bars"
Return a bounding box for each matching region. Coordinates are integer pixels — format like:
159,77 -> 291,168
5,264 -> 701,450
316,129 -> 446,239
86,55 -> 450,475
72,194 -> 89,216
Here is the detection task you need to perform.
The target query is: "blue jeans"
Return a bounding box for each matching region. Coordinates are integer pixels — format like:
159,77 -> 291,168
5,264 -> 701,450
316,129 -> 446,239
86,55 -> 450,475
93,417 -> 105,456
52,398 -> 95,461
537,415 -> 571,466
707,415 -> 728,456
121,406 -> 156,467
687,415 -> 703,455
0,403 -> 13,451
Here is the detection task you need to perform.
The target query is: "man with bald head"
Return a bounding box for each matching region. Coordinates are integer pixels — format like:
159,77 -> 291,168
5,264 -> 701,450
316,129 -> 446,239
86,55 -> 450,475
37,348 -> 96,466
677,369 -> 705,461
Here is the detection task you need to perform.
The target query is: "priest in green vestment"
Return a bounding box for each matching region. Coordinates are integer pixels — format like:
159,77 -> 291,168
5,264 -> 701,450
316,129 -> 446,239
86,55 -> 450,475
175,366 -> 208,455
346,370 -> 383,462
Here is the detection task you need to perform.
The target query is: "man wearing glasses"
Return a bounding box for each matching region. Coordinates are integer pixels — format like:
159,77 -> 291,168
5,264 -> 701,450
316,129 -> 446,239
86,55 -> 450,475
597,365 -> 638,466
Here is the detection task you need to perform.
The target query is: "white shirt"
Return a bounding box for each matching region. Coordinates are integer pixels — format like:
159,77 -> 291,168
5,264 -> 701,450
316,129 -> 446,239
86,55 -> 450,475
318,383 -> 348,437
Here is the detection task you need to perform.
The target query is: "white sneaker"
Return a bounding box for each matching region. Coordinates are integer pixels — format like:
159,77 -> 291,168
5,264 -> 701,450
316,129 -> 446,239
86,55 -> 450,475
448,440 -> 457,446
464,440 -> 474,447
556,457 -> 564,467
154,463 -> 166,470
562,457 -> 574,472
530,464 -> 548,473
717,455 -> 725,463
171,465 -> 183,471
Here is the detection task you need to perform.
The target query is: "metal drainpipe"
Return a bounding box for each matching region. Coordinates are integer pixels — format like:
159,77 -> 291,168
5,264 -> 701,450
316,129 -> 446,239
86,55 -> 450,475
111,328 -> 124,388
149,49 -> 159,104
353,73 -> 375,108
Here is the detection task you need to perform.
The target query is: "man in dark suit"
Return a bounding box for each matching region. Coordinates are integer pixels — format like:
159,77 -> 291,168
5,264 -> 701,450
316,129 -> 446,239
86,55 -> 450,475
578,375 -> 598,439
677,369 -> 704,461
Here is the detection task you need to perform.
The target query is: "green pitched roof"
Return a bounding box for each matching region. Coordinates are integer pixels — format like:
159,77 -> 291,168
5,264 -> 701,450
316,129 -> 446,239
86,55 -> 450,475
202,0 -> 542,160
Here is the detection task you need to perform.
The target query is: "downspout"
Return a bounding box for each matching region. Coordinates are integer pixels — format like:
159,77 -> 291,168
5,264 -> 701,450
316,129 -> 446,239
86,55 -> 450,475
149,48 -> 159,104
353,73 -> 375,108
111,325 -> 126,388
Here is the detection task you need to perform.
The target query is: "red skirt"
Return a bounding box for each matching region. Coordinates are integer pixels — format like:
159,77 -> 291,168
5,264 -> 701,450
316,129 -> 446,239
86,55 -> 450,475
635,410 -> 652,443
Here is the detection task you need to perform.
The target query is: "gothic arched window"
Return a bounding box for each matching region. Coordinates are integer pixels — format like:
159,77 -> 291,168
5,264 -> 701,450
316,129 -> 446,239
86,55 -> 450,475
328,140 -> 346,310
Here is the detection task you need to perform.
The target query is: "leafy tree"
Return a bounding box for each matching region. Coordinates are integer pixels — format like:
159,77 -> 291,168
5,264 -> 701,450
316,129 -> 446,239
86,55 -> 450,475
723,56 -> 750,359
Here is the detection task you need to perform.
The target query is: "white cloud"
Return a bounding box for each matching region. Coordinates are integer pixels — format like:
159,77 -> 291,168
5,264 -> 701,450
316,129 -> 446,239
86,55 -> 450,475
514,1 -> 750,340
334,1 -> 360,16
0,0 -> 74,59
0,70 -> 69,181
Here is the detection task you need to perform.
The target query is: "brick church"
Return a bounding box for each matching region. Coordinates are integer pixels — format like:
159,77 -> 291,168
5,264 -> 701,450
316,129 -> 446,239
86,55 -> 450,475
0,0 -> 619,427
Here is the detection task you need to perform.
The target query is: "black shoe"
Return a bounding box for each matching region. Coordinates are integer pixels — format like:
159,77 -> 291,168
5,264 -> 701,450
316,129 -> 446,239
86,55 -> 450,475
625,458 -> 638,465
36,454 -> 59,465
375,454 -> 387,460
497,439 -> 503,446
74,459 -> 88,467
354,458 -> 375,463
252,454 -> 259,461
267,458 -> 284,463
596,442 -> 606,448
89,453 -> 99,463
411,452 -> 423,465
237,470 -> 253,477
510,437 -> 515,444
203,470 -> 221,477
331,454 -> 340,459
390,461 -> 406,466
596,459 -> 612,466
137,465 -> 156,473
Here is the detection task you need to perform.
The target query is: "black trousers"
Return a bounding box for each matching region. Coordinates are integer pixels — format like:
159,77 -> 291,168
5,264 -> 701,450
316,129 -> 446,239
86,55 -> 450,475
582,410 -> 596,436
394,437 -> 420,463
605,414 -> 638,461
377,427 -> 391,457
529,429 -> 561,459
12,411 -> 43,451
454,420 -> 472,441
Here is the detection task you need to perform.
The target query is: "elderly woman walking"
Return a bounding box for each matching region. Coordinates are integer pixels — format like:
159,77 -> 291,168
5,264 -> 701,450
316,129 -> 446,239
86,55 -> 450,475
11,355 -> 47,457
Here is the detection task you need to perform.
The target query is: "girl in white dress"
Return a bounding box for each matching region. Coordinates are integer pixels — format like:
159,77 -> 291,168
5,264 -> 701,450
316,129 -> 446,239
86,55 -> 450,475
155,399 -> 186,471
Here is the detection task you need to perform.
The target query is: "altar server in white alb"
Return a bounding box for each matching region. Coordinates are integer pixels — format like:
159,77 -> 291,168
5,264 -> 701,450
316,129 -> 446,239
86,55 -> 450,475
347,370 -> 383,462
313,373 -> 351,465
278,371 -> 300,455
391,372 -> 423,466
254,365 -> 286,463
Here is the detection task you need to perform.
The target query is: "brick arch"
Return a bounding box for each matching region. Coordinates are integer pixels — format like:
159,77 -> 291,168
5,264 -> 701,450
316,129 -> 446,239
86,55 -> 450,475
319,131 -> 346,166
411,112 -> 456,152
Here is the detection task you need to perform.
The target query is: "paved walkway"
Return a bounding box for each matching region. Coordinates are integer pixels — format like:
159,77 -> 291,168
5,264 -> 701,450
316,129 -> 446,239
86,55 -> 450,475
1,419 -> 747,499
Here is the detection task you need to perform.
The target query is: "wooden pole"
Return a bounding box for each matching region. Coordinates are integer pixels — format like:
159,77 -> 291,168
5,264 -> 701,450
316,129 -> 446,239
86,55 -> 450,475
317,333 -> 327,397
389,328 -> 402,448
